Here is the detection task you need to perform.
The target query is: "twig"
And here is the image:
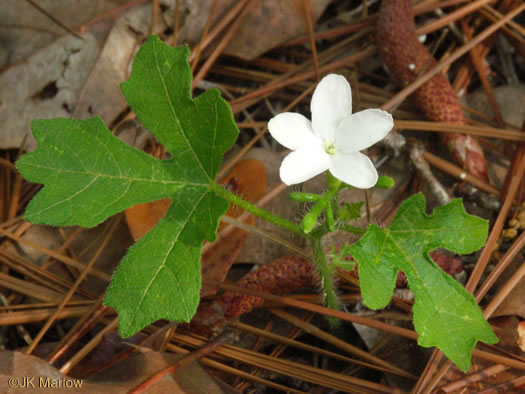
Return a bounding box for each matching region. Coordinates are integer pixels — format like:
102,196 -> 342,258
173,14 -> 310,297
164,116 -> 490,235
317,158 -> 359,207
477,374 -> 525,393
423,151 -> 499,195
48,299 -> 108,364
24,0 -> 83,39
190,0 -> 217,72
270,309 -> 416,380
462,20 -> 505,128
483,259 -> 525,318
0,227 -> 111,282
409,140 -> 451,205
303,0 -> 319,81
25,217 -> 121,354
220,215 -> 310,259
130,330 -> 238,393
172,0 -> 180,46
193,0 -> 254,88
78,0 -> 149,32
59,318 -> 119,374
467,155 -> 525,292
437,363 -> 508,393
207,280 -> 525,373
151,0 -> 159,35
164,341 -> 308,393
475,231 -> 525,301
380,3 -> 525,112
0,158 -> 17,173
230,47 -> 376,114
188,0 -> 248,64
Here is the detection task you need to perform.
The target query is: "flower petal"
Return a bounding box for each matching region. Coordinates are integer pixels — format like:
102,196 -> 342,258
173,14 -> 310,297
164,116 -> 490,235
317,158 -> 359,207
335,109 -> 393,153
329,152 -> 378,189
311,74 -> 352,142
279,143 -> 330,185
268,112 -> 318,151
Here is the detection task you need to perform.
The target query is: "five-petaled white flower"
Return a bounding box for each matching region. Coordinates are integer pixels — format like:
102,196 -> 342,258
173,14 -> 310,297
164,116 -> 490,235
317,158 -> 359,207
268,74 -> 394,188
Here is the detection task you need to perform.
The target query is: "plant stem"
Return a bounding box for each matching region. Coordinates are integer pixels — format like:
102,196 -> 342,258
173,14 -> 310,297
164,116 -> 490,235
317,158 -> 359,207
310,235 -> 339,313
211,182 -> 305,237
215,178 -> 348,324
341,224 -> 366,234
326,171 -> 341,191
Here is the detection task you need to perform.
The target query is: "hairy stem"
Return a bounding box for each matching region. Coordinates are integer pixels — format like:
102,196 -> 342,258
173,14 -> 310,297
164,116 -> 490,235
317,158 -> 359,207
341,224 -> 366,234
310,235 -> 339,314
211,182 -> 305,237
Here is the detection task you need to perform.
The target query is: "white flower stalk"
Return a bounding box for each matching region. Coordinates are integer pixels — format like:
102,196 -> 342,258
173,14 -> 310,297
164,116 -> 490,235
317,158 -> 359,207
268,74 -> 394,188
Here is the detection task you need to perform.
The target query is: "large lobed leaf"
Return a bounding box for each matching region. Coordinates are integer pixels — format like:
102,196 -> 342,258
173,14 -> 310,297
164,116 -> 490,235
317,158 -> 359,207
17,36 -> 238,337
350,193 -> 497,371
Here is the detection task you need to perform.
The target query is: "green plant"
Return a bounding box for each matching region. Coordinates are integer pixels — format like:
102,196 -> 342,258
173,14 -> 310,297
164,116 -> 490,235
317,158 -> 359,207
16,36 -> 497,371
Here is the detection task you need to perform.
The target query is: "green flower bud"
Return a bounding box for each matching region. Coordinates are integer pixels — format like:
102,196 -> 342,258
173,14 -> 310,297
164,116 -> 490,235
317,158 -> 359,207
375,176 -> 395,189
301,200 -> 326,233
289,192 -> 321,203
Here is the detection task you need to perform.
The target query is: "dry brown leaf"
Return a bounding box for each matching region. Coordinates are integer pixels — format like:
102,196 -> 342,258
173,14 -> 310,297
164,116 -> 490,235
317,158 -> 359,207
180,0 -> 333,60
88,351 -> 226,393
125,198 -> 172,241
518,321 -> 525,352
465,84 -> 525,128
0,350 -> 225,393
0,0 -> 125,68
218,158 -> 267,228
487,255 -> 525,321
0,2 -> 173,150
0,33 -> 102,150
233,148 -> 303,264
490,316 -> 521,354
492,276 -> 525,320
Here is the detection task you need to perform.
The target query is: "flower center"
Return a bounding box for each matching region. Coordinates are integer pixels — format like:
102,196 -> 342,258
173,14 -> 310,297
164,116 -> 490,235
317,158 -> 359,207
324,141 -> 337,155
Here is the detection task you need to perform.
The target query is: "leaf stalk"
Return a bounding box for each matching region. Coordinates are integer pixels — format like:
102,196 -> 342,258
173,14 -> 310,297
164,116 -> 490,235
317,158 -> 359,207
211,182 -> 306,237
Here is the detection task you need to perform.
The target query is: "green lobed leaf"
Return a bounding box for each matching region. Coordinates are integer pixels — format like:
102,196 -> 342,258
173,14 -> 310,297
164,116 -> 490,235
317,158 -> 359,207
17,117 -> 182,227
349,193 -> 498,371
17,36 -> 239,337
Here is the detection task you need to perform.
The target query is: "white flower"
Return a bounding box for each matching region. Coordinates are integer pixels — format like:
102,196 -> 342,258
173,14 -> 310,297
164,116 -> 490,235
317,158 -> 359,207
268,74 -> 393,188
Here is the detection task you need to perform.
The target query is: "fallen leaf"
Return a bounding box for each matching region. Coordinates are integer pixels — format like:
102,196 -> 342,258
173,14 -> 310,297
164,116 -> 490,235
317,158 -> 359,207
0,2 -> 170,150
71,3 -> 155,124
492,265 -> 525,320
465,84 -> 525,128
0,34 -> 101,150
0,350 -> 226,393
490,316 -> 521,354
125,198 -> 172,241
234,148 -> 303,265
518,321 -> 525,352
179,0 -> 333,60
0,0 -> 125,69
88,351 -> 227,393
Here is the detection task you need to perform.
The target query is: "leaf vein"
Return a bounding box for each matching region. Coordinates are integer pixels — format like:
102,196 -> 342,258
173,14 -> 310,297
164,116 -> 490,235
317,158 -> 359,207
25,163 -> 205,187
33,175 -> 99,217
152,39 -> 209,180
126,189 -> 208,329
